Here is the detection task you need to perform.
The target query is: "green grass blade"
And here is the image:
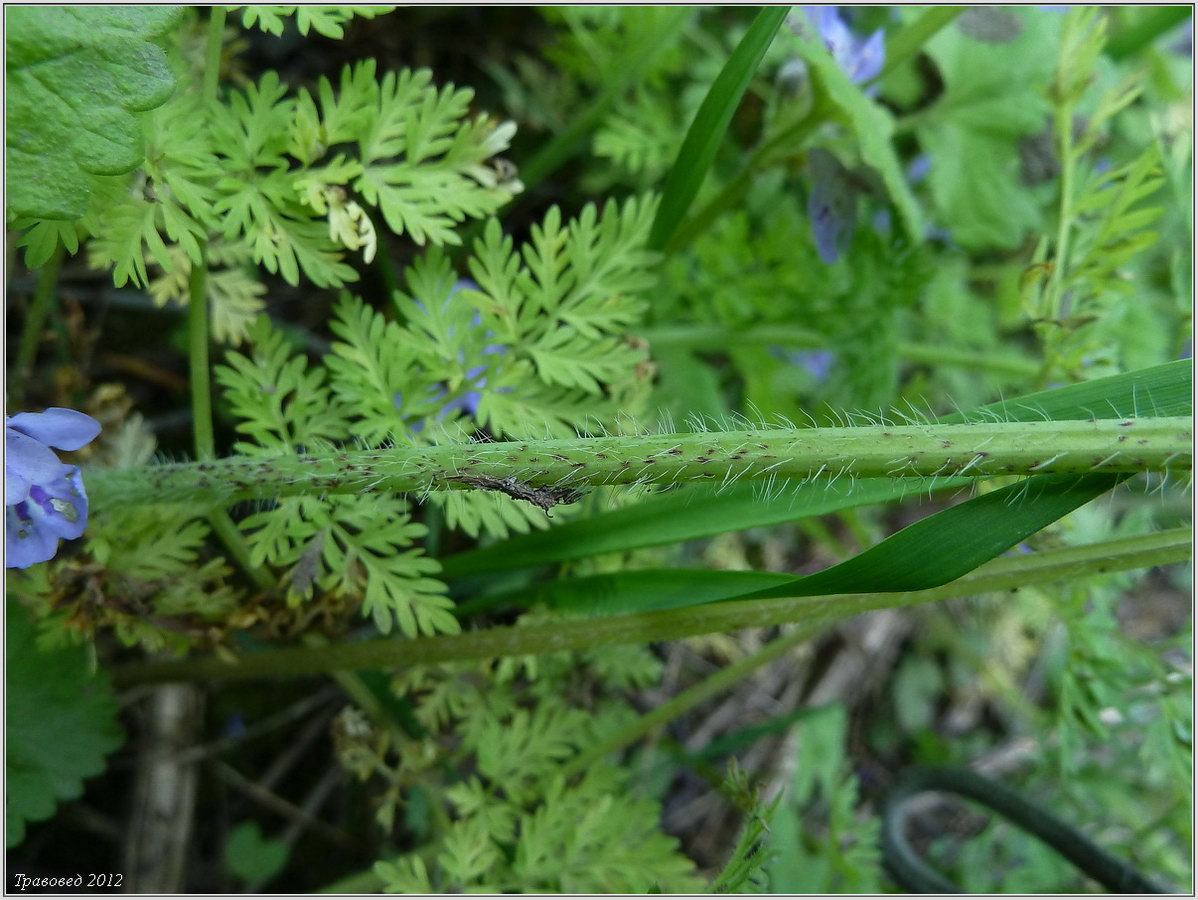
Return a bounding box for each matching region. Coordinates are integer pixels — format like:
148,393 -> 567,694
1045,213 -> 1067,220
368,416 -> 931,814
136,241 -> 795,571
872,7 -> 967,82
529,473 -> 1127,616
440,360 -> 1191,577
647,6 -> 791,250
1105,6 -> 1192,60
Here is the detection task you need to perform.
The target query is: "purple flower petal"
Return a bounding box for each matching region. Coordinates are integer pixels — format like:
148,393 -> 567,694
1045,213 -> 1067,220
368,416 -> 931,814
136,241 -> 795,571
807,149 -> 857,264
6,428 -> 71,505
906,154 -> 932,184
6,504 -> 58,569
851,29 -> 886,82
7,407 -> 101,451
795,350 -> 836,382
5,407 -> 99,568
796,7 -> 886,85
6,468 -> 89,568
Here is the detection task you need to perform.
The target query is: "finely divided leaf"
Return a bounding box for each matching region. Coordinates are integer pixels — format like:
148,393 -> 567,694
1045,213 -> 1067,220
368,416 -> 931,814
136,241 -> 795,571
233,6 -> 396,39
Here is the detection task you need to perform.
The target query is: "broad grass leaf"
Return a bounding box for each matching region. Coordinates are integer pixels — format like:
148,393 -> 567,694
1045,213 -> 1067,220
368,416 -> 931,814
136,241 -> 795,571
526,472 -> 1125,616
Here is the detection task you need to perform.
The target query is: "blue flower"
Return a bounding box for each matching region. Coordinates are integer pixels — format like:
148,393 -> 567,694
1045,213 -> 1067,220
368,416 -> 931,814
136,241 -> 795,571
403,279 -> 508,430
795,349 -> 837,382
6,407 -> 101,569
906,154 -> 932,184
796,7 -> 886,84
807,148 -> 858,264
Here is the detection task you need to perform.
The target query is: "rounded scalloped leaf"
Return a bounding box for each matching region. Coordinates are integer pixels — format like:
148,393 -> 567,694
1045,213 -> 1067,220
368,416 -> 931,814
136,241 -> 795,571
5,6 -> 184,221
6,600 -> 124,847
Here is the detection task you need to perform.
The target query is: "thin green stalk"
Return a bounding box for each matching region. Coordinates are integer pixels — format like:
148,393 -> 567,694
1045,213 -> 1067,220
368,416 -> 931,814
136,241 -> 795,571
871,7 -> 967,83
196,17 -> 269,588
639,325 -> 1041,377
14,242 -> 65,395
898,342 -> 1041,378
187,245 -> 215,460
209,510 -> 274,592
1045,85 -> 1077,329
562,622 -> 818,777
203,5 -> 226,104
110,527 -> 1191,686
87,418 -> 1193,510
190,258 -> 271,589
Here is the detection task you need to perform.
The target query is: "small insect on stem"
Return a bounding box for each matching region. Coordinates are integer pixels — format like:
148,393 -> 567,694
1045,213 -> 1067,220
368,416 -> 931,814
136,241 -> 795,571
452,474 -> 586,515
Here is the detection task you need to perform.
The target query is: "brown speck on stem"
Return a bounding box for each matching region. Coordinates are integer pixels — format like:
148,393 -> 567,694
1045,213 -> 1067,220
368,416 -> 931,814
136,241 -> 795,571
451,474 -> 586,513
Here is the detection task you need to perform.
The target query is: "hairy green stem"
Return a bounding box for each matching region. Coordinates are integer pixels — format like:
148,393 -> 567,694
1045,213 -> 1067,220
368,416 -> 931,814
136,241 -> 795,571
111,527 -> 1191,686
14,242 -> 65,396
87,418 -> 1192,510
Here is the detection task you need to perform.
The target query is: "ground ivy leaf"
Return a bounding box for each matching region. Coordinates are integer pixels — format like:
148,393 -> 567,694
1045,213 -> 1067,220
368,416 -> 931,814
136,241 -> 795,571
6,599 -> 124,847
5,6 -> 183,220
224,821 -> 290,884
916,7 -> 1062,249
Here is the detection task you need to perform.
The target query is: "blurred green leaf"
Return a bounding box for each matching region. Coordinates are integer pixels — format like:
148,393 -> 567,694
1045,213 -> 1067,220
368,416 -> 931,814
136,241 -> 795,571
224,821 -> 290,884
917,7 -> 1061,248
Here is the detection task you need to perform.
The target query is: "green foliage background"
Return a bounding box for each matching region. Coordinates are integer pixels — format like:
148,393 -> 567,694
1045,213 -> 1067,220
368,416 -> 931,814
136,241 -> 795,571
5,5 -> 1191,893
